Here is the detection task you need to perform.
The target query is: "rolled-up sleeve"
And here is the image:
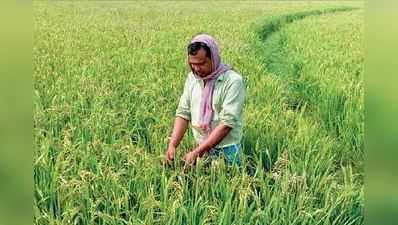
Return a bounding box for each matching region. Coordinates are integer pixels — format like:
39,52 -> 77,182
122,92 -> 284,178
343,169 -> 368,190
220,77 -> 245,128
175,76 -> 191,121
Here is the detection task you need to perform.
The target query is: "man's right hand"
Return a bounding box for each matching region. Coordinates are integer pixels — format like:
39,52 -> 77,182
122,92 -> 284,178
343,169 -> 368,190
165,145 -> 176,162
163,116 -> 189,165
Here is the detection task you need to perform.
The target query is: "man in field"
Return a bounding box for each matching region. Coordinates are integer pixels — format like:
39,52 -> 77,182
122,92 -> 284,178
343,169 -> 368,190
164,33 -> 245,166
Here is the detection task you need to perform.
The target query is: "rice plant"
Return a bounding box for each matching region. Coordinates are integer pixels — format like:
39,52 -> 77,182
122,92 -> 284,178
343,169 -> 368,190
34,1 -> 364,225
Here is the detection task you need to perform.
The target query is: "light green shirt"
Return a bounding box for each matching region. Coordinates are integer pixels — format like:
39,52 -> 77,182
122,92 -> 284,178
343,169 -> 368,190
176,69 -> 245,148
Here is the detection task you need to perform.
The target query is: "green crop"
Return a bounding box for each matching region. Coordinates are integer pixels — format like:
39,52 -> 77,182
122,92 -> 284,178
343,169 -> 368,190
34,1 -> 364,225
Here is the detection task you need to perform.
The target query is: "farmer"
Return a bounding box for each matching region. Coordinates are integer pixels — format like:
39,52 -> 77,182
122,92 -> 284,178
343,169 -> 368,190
164,33 -> 245,166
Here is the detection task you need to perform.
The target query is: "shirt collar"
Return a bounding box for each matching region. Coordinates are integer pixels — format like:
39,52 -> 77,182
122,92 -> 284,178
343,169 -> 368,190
216,72 -> 225,81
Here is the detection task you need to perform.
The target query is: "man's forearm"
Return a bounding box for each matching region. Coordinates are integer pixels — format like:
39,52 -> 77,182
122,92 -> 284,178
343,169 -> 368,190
194,123 -> 232,156
168,116 -> 189,148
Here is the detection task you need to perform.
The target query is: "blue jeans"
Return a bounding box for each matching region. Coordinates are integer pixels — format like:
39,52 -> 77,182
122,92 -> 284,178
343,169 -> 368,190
208,144 -> 241,166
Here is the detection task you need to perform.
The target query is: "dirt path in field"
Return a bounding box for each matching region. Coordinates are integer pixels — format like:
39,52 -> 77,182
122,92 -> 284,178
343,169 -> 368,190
257,7 -> 359,42
242,7 -> 361,173
257,6 -> 360,110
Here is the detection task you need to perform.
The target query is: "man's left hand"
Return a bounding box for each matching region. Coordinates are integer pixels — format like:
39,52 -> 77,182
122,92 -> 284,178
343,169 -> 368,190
183,150 -> 200,165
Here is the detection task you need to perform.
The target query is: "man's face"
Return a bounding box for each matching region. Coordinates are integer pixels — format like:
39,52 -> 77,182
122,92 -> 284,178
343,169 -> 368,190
188,48 -> 212,77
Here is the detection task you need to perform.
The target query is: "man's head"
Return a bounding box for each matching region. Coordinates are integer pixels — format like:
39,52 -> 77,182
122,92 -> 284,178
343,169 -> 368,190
188,42 -> 213,77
